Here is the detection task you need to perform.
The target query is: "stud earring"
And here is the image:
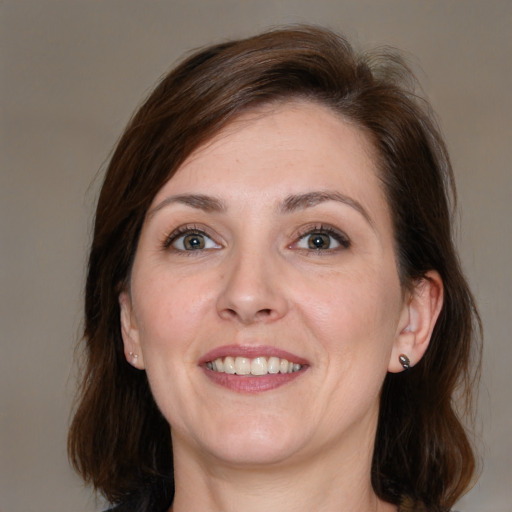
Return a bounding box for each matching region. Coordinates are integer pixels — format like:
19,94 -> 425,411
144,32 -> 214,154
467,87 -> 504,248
129,351 -> 139,360
399,354 -> 410,370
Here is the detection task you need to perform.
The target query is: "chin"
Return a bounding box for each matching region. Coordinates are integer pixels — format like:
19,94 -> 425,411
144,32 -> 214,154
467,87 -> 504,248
192,413 -> 307,467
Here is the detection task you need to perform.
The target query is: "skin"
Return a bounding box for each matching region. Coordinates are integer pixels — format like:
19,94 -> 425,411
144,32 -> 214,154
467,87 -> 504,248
119,101 -> 443,512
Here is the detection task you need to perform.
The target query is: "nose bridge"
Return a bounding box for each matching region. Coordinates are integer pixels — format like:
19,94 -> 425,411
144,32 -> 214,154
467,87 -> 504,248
216,236 -> 287,324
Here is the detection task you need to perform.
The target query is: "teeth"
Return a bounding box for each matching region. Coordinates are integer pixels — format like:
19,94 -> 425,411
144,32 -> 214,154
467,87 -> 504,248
251,357 -> 267,376
235,357 -> 251,375
224,356 -> 236,374
268,356 -> 280,374
206,356 -> 303,375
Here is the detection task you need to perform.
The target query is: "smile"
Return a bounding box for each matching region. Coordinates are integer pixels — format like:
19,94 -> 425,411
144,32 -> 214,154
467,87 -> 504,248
205,356 -> 303,376
200,345 -> 308,392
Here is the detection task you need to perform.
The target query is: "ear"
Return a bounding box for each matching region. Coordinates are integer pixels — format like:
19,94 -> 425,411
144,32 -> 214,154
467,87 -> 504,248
388,271 -> 444,373
119,291 -> 145,370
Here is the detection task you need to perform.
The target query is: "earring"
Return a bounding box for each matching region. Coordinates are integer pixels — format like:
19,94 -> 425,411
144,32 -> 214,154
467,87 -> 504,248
129,351 -> 139,360
399,354 -> 410,370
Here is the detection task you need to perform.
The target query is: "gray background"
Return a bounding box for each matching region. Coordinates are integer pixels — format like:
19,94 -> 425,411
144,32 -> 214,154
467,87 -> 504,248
1,1 -> 511,511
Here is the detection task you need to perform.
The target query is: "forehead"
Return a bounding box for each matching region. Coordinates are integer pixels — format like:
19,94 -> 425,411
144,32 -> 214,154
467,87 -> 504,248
153,100 -> 384,207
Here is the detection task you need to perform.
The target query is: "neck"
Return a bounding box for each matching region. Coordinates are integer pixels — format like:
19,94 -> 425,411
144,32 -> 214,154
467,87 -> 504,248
170,424 -> 396,512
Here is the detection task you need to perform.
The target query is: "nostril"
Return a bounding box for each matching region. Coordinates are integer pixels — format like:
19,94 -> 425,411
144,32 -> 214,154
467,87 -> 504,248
220,307 -> 275,323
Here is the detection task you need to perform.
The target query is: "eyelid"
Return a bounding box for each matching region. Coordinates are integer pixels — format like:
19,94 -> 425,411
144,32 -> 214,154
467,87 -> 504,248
162,224 -> 222,251
291,223 -> 351,250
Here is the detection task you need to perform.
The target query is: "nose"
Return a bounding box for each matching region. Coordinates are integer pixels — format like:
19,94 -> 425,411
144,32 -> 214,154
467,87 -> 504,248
216,247 -> 289,325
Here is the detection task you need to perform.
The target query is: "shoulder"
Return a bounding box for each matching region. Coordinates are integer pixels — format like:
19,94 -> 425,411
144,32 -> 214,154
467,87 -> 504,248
103,503 -> 134,512
104,499 -> 171,512
102,474 -> 174,512
398,503 -> 458,512
102,481 -> 173,512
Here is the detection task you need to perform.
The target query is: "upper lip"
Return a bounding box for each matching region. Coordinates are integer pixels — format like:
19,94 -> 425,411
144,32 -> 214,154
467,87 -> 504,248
198,345 -> 309,366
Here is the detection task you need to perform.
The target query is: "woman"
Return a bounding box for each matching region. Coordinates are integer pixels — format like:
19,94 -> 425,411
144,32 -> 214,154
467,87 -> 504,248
68,26 -> 481,512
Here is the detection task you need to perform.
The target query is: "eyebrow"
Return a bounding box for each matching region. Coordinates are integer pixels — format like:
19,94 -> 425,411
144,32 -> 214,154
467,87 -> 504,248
281,191 -> 374,228
148,190 -> 374,228
148,194 -> 226,218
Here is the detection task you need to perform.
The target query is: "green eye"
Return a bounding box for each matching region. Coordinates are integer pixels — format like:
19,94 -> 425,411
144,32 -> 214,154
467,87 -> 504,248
181,234 -> 206,250
168,229 -> 221,251
294,226 -> 350,251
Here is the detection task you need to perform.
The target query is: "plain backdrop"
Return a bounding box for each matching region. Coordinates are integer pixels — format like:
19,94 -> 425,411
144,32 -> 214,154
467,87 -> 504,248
1,1 -> 511,511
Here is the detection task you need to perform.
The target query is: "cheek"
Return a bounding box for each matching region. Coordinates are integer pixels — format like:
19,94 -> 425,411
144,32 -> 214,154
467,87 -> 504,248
131,268 -> 214,361
299,265 -> 402,364
284,266 -> 402,436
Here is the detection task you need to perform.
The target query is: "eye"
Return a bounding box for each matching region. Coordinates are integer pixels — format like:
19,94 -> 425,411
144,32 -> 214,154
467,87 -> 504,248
293,226 -> 350,251
165,227 -> 221,252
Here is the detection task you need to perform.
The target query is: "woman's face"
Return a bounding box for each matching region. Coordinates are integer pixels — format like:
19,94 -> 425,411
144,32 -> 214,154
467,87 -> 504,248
120,101 -> 412,469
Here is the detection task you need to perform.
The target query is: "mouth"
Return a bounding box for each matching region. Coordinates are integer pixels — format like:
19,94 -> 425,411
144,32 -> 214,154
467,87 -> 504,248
205,356 -> 303,376
199,345 -> 308,393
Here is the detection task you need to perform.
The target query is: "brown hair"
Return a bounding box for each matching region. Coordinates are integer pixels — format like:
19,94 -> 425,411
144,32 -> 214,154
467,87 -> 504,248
68,25 -> 481,511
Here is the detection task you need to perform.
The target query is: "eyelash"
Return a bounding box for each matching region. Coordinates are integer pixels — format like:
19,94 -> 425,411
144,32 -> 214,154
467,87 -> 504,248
162,223 -> 351,253
162,224 -> 219,252
294,224 -> 351,251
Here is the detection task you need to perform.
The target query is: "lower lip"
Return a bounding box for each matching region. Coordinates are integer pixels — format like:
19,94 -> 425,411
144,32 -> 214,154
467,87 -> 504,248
202,367 -> 306,393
